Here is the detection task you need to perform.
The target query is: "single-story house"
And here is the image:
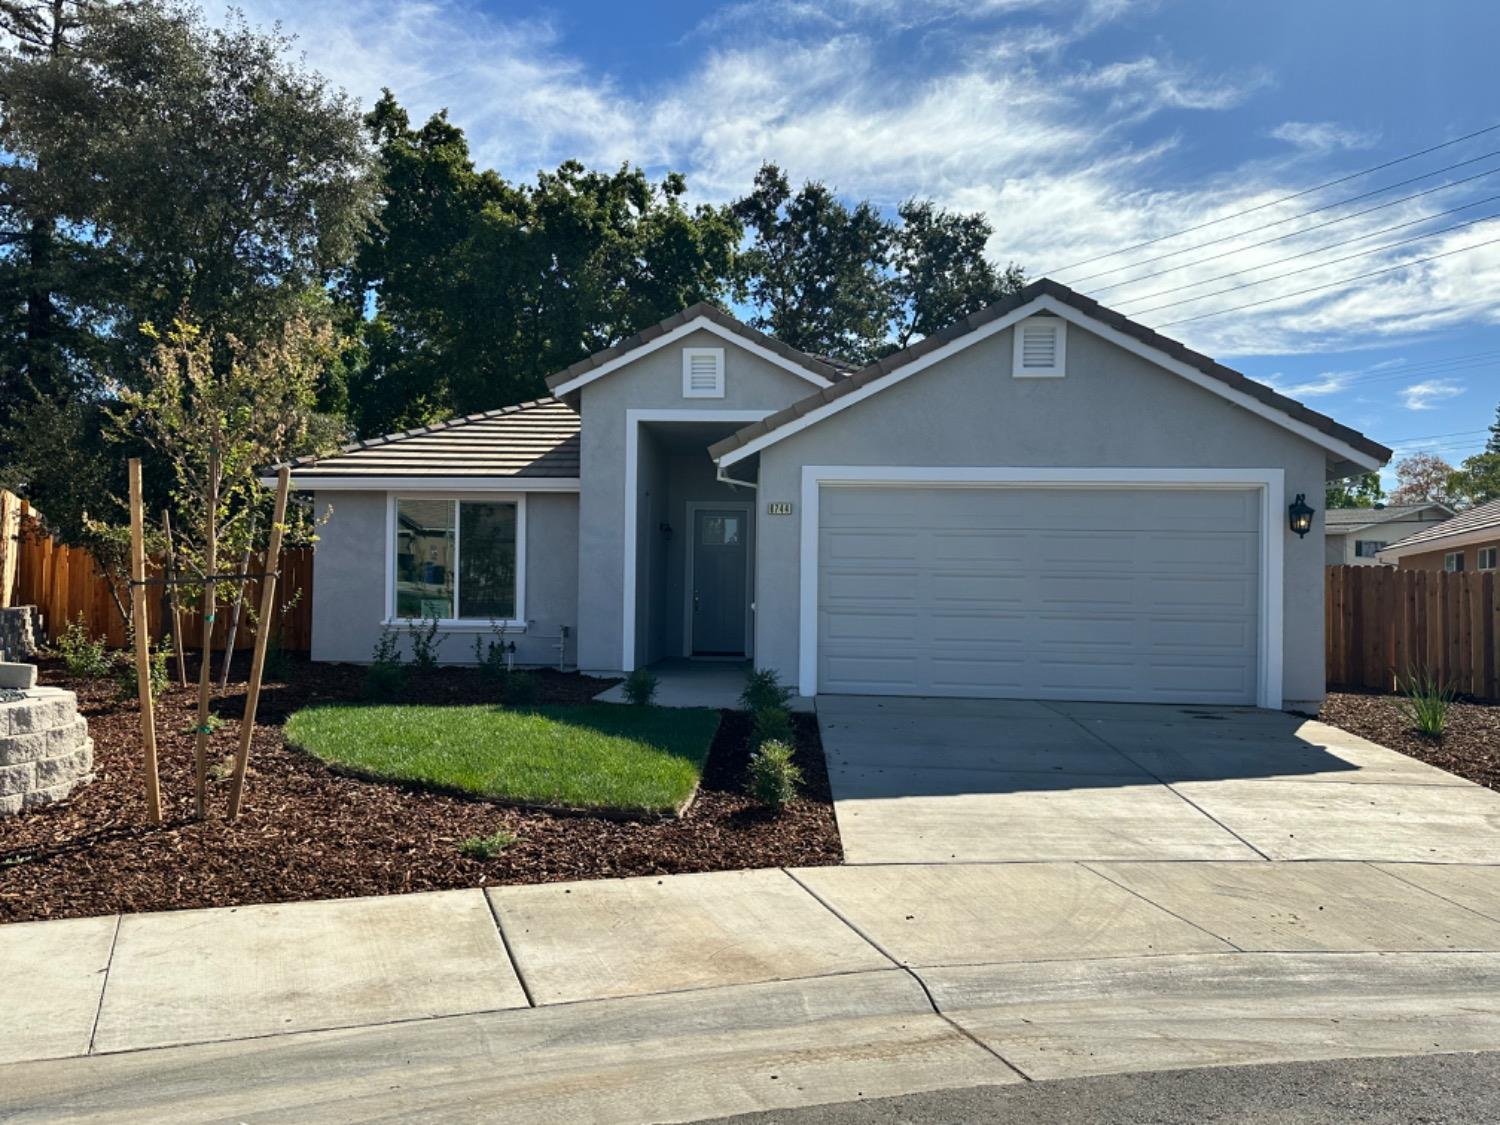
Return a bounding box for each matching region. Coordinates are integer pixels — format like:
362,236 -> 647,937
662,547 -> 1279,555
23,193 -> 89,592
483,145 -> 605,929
1324,502 -> 1453,566
1377,496 -> 1500,572
273,279 -> 1390,712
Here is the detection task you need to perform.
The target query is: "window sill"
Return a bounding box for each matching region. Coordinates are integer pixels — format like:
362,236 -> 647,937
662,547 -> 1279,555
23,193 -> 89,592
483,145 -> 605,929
382,618 -> 527,633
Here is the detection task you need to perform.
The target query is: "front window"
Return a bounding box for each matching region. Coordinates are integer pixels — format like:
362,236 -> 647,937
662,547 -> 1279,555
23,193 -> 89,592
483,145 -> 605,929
1445,551 -> 1465,573
1355,540 -> 1386,558
393,497 -> 521,621
1480,547 -> 1498,571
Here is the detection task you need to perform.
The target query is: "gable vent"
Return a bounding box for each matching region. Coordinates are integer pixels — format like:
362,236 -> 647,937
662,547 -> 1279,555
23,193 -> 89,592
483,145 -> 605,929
682,347 -> 726,398
1013,317 -> 1066,378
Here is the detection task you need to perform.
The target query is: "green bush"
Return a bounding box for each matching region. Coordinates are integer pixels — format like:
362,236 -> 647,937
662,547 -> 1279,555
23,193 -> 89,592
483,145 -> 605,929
364,628 -> 405,700
623,668 -> 658,706
55,614 -> 113,678
1396,667 -> 1456,737
114,641 -> 170,700
458,830 -> 517,860
748,739 -> 803,811
501,670 -> 539,706
751,705 -> 794,746
472,623 -> 515,680
740,666 -> 793,714
406,615 -> 444,670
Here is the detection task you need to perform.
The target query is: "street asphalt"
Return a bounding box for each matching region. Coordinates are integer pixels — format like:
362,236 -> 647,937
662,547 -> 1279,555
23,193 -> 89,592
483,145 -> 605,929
699,1051 -> 1500,1124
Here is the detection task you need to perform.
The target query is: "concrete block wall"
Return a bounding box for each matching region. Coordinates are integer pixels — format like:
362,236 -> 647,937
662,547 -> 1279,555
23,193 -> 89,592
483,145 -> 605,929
0,686 -> 93,816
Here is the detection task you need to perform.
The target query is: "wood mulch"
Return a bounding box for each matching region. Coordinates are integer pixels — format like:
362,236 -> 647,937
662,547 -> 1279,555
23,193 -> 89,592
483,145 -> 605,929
0,656 -> 842,924
1319,690 -> 1500,793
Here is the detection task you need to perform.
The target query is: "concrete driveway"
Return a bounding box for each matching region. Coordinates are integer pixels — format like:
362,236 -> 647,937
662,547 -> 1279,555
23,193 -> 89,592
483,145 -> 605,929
818,696 -> 1500,864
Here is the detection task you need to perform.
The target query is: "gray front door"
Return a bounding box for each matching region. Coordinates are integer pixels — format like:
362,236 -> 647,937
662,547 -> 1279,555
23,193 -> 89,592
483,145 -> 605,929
691,508 -> 749,655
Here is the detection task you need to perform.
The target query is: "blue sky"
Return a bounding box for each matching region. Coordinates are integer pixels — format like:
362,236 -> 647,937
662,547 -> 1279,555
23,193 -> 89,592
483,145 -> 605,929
237,0 -> 1500,483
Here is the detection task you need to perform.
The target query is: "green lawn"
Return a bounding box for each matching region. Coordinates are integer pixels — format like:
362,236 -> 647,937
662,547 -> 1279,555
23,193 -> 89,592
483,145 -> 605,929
284,703 -> 720,813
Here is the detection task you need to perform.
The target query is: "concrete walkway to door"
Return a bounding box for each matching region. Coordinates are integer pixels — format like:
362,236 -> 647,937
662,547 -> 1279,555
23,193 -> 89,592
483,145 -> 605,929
818,695 -> 1500,865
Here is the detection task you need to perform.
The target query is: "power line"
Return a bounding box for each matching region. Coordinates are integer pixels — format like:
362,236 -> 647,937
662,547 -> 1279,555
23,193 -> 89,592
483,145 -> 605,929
1155,235 -> 1500,327
1043,121 -> 1500,275
1094,180 -> 1500,298
1124,211 -> 1500,317
1062,149 -> 1500,286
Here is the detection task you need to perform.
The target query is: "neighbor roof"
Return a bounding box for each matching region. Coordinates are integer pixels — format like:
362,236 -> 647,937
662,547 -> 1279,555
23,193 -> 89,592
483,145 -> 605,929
544,301 -> 843,396
708,279 -> 1392,469
272,398 -> 579,486
1379,496 -> 1500,557
1324,503 -> 1454,531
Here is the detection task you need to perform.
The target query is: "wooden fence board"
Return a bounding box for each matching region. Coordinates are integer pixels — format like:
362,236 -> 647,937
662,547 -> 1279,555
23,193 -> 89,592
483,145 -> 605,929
1326,565 -> 1498,699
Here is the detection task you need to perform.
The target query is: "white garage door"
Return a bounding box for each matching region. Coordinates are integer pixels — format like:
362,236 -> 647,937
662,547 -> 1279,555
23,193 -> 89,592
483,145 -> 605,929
817,486 -> 1261,704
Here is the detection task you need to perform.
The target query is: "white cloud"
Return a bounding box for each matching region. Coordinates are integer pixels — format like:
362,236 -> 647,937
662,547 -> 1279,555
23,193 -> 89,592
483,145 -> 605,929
1269,370 -> 1356,397
1400,378 -> 1466,410
227,0 -> 1500,358
1269,120 -> 1379,152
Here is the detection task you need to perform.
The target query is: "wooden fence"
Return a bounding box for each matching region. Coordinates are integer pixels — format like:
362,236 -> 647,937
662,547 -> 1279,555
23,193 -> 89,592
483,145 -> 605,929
0,491 -> 313,651
1327,565 -> 1498,699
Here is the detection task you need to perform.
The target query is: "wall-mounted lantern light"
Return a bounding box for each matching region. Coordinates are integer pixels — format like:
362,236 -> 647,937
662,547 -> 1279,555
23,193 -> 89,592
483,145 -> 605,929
659,522 -> 674,541
1288,493 -> 1315,538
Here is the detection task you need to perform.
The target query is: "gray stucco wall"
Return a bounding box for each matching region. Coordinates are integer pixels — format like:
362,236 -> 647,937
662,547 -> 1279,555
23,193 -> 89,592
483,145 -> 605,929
310,489 -> 580,667
575,326 -> 826,672
751,321 -> 1333,709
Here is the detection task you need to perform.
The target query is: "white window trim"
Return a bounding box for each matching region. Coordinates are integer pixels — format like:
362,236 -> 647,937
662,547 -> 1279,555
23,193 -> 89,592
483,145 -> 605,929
622,409 -> 771,671
1012,316 -> 1066,378
682,500 -> 755,659
384,492 -> 528,630
1480,547 -> 1498,571
715,293 -> 1384,472
682,347 -> 726,399
797,466 -> 1286,710
1445,551 -> 1466,573
550,316 -> 833,397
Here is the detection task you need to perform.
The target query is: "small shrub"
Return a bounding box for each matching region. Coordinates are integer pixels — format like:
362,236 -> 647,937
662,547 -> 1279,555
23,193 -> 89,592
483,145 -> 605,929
748,739 -> 803,811
623,668 -> 658,706
406,615 -> 445,671
473,621 -> 516,680
741,666 -> 793,714
364,627 -> 405,699
112,638 -> 171,700
179,713 -> 226,736
501,670 -> 539,706
1395,667 -> 1456,737
56,615 -> 113,678
752,705 -> 794,746
459,830 -> 516,860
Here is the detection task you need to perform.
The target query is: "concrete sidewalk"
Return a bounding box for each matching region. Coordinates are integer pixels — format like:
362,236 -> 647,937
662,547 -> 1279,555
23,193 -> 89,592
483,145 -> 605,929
5,860 -> 1500,1122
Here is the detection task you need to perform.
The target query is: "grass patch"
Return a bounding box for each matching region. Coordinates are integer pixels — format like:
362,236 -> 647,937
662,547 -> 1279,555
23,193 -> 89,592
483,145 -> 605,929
284,703 -> 719,814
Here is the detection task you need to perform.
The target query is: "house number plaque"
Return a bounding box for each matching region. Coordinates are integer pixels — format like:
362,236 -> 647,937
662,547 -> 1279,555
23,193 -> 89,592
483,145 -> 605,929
766,501 -> 794,515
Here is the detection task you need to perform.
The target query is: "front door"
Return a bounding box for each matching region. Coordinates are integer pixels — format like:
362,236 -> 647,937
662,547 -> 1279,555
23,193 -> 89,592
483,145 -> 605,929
691,508 -> 749,655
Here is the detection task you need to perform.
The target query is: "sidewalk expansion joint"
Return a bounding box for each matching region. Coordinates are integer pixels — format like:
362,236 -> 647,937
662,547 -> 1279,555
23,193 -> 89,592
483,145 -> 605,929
1079,861 -> 1246,953
780,867 -> 1033,1083
85,914 -> 123,1057
483,890 -> 537,1008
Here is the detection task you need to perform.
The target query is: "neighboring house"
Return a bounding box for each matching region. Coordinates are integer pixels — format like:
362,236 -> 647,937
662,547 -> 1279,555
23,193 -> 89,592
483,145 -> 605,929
1377,497 -> 1500,573
272,279 -> 1389,712
1323,503 -> 1454,566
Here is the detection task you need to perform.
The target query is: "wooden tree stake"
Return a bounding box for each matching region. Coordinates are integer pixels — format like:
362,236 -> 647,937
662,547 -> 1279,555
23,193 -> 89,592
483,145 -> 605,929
219,516 -> 256,689
192,448 -> 219,819
128,460 -> 163,825
227,467 -> 290,821
162,511 -> 188,688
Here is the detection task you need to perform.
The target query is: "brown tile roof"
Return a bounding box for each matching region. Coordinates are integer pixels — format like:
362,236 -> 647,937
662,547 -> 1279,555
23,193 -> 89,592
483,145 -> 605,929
707,279 -> 1393,466
543,301 -> 843,393
1381,496 -> 1500,554
282,398 -> 579,480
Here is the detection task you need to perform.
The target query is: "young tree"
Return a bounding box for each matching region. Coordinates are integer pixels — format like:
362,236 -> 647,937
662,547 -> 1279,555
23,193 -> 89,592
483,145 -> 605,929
1447,451 -> 1500,508
1388,452 -> 1456,505
1326,472 -> 1385,509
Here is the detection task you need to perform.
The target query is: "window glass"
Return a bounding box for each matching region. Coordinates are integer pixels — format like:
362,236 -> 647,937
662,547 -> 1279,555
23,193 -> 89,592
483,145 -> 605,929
1445,552 -> 1465,573
1480,547 -> 1498,571
702,515 -> 740,547
395,499 -> 455,618
459,501 -> 518,619
1355,540 -> 1386,558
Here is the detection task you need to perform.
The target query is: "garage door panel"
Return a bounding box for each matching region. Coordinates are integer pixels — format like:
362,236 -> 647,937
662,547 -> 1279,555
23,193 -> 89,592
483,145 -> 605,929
817,486 -> 1259,705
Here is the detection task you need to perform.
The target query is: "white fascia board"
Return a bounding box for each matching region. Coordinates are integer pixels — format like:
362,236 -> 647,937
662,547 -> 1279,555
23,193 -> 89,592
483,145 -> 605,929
550,317 -> 833,398
264,475 -> 581,492
716,293 -> 1384,472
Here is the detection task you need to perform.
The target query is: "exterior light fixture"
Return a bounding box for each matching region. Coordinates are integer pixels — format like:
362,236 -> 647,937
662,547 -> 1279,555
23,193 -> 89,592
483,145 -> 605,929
1288,493 -> 1315,538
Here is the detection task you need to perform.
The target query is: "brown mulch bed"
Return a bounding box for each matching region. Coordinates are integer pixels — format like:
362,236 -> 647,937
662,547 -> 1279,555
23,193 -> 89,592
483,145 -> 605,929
1319,690 -> 1500,793
0,656 -> 841,923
